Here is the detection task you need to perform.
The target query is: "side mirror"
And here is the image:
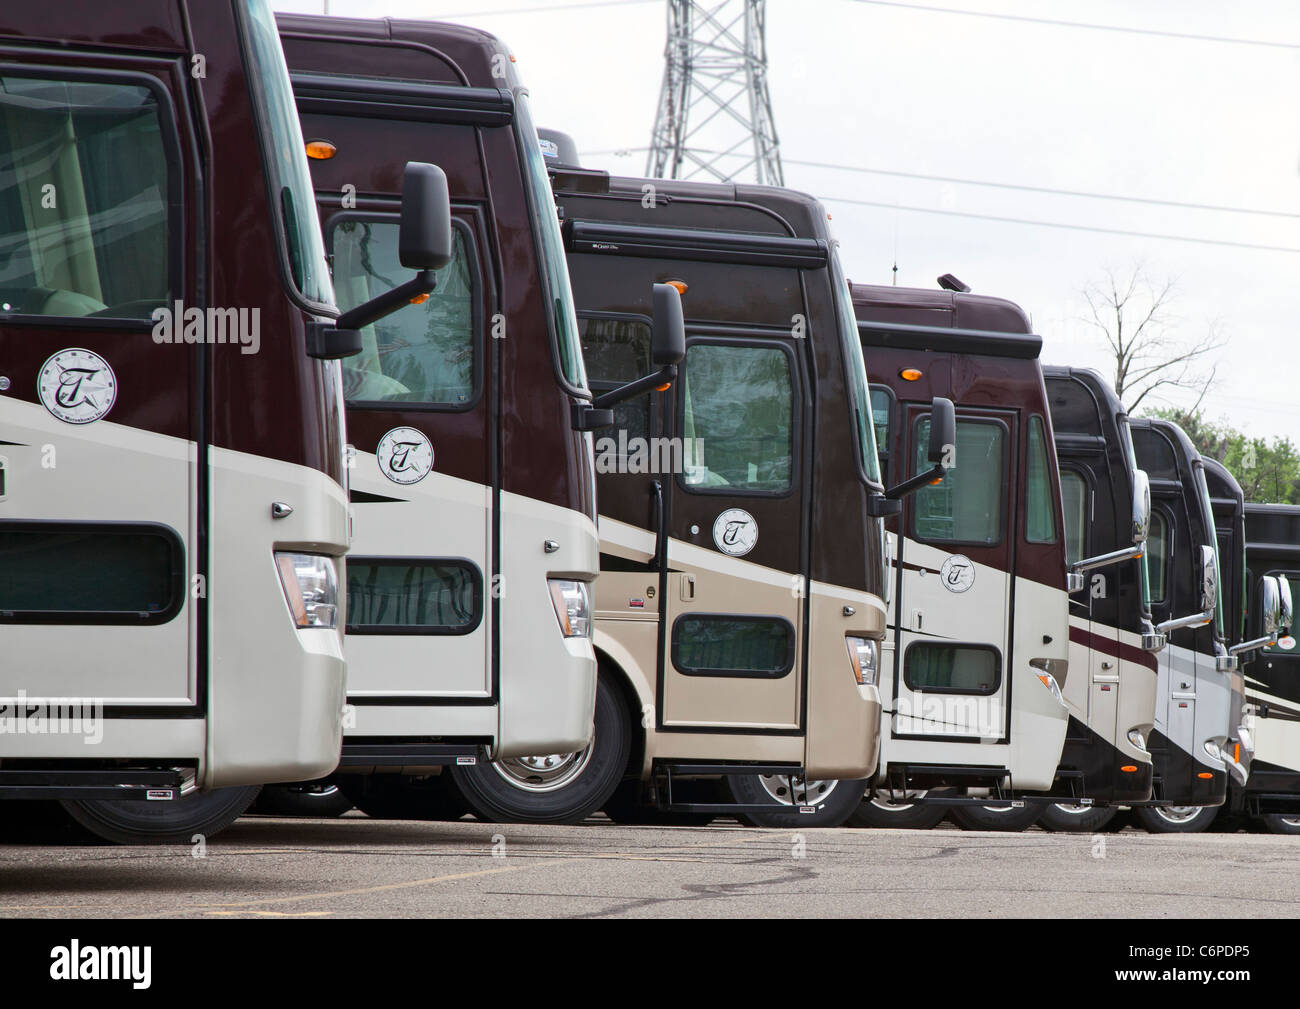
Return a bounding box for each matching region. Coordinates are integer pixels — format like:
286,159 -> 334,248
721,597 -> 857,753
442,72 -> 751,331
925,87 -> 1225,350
1261,575 -> 1282,637
1156,543 -> 1219,636
398,162 -> 454,271
651,283 -> 686,366
883,397 -> 956,500
574,283 -> 687,431
332,162 -> 451,335
1131,469 -> 1151,546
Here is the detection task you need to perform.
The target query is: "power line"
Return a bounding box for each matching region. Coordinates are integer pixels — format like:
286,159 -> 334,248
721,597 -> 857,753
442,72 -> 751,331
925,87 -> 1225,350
821,195 -> 1300,255
842,0 -> 1300,51
582,147 -> 1300,222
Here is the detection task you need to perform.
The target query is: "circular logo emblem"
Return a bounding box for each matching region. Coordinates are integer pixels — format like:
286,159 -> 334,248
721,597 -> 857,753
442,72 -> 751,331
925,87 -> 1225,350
1278,636 -> 1296,651
376,427 -> 434,485
38,349 -> 116,424
939,554 -> 976,593
712,508 -> 758,557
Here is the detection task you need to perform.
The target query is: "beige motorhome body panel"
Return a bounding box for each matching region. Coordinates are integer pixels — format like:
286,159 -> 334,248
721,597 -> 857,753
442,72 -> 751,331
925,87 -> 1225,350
208,445 -> 349,787
1067,616 -> 1156,768
594,518 -> 882,778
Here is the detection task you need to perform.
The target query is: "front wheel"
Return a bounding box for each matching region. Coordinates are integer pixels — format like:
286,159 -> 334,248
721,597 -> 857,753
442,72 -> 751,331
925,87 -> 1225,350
447,671 -> 630,825
725,775 -> 867,828
1260,813 -> 1300,835
59,785 -> 261,845
948,801 -> 1042,832
1038,803 -> 1118,833
253,779 -> 354,818
846,789 -> 949,830
1133,804 -> 1218,833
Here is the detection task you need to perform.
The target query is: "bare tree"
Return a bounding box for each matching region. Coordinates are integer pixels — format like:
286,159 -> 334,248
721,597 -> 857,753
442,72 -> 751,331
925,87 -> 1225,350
1081,265 -> 1225,414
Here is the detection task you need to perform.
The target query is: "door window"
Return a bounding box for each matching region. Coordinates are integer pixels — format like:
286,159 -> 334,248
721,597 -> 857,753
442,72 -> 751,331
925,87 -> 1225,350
912,417 -> 1005,545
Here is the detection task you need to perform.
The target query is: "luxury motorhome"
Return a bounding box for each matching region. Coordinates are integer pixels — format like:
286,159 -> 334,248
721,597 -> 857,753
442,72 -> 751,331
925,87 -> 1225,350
844,282 -> 1073,831
277,16 -> 680,816
445,145 -> 951,826
0,0 -> 446,842
1037,366 -> 1163,832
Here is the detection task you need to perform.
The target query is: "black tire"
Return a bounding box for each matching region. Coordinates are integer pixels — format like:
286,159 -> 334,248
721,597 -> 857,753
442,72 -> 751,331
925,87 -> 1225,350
724,775 -> 868,828
1133,804 -> 1218,833
1038,803 -> 1119,833
846,790 -> 949,830
252,779 -> 355,818
1259,813 -> 1300,835
602,778 -> 716,826
59,785 -> 261,845
335,773 -> 469,821
948,801 -> 1042,832
447,670 -> 631,825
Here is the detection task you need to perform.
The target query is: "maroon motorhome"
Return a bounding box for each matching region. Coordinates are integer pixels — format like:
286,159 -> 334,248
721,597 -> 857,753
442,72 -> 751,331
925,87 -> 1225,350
275,15 -> 681,815
0,1 -> 448,843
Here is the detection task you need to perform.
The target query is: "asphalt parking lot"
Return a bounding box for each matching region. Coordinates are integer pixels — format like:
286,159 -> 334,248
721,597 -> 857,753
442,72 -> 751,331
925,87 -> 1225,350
3,812 -> 1300,918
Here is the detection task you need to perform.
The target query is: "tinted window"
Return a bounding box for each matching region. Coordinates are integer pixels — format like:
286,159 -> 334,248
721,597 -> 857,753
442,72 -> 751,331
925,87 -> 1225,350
0,524 -> 182,623
913,417 -> 1004,544
681,343 -> 792,492
672,615 -> 794,677
1025,416 -> 1058,544
580,316 -> 651,443
1061,471 -> 1088,566
0,76 -> 172,319
333,221 -> 475,404
346,560 -> 481,634
870,386 -> 893,483
904,643 -> 1001,695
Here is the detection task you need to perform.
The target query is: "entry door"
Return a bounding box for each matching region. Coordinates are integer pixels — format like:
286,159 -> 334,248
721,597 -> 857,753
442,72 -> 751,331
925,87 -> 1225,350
893,406 -> 1017,741
325,207 -> 492,698
660,336 -> 805,731
0,64 -> 196,708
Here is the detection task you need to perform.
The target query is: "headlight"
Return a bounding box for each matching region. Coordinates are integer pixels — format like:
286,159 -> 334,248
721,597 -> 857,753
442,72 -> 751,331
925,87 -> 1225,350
1033,670 -> 1063,704
548,579 -> 592,638
846,636 -> 879,686
1204,740 -> 1222,761
1127,729 -> 1147,752
275,552 -> 339,629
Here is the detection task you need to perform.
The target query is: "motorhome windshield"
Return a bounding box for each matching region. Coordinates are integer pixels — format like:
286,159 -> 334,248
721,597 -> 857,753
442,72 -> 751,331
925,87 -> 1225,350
242,0 -> 334,309
514,91 -> 587,395
1195,465 -> 1227,637
1119,415 -> 1155,611
830,247 -> 882,485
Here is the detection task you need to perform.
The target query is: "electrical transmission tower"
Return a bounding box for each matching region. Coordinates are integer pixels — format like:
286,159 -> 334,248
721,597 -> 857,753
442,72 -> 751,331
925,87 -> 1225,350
646,0 -> 784,186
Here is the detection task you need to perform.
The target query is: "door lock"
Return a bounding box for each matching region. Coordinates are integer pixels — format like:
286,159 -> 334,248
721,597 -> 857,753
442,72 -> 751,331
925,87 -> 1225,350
680,574 -> 696,602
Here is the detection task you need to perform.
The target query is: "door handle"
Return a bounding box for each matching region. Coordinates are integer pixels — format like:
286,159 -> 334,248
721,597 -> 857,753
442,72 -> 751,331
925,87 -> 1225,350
680,574 -> 695,602
649,479 -> 665,570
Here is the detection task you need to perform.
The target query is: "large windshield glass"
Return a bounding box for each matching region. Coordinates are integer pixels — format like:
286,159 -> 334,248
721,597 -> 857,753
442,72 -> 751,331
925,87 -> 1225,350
830,247 -> 882,485
1195,465 -> 1226,638
241,0 -> 334,309
514,91 -> 587,394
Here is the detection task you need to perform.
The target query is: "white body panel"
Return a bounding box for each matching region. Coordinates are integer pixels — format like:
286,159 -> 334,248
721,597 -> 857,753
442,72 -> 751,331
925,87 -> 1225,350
1153,642 -> 1231,782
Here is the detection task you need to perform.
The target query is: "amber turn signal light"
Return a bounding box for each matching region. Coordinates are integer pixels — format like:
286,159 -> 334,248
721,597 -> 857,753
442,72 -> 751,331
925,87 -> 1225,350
900,368 -> 923,381
305,140 -> 337,160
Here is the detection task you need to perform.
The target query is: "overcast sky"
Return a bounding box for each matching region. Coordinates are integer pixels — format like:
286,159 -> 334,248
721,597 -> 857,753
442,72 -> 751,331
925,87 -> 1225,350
275,0 -> 1300,440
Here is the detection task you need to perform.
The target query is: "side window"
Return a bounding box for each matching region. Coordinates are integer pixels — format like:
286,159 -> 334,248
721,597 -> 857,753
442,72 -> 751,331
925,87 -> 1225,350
331,218 -> 476,405
0,523 -> 184,624
904,642 -> 1001,695
672,614 -> 795,677
1025,416 -> 1058,544
346,559 -> 482,635
580,316 -> 652,445
680,343 -> 793,493
912,417 -> 1005,545
1060,470 -> 1088,566
1147,510 -> 1169,602
869,386 -> 893,486
0,74 -> 175,319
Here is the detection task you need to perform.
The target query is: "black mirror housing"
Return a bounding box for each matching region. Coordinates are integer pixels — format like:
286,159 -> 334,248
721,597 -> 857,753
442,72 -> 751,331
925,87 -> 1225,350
651,283 -> 686,366
928,396 -> 956,466
398,162 -> 453,271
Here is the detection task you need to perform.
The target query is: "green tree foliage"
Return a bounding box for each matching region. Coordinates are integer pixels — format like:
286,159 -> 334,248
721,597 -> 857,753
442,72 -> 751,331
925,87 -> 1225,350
1149,408 -> 1300,504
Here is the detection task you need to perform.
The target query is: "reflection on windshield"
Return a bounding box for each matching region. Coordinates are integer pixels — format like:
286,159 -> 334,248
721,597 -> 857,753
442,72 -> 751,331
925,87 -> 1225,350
830,248 -> 882,484
1195,466 -> 1226,637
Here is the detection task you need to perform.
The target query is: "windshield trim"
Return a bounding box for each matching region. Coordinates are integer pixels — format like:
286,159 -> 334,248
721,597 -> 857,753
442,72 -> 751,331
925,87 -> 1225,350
1194,463 -> 1227,639
829,245 -> 883,488
236,0 -> 337,317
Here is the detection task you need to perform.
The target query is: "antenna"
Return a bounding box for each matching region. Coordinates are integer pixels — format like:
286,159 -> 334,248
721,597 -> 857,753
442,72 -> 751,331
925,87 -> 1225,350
646,1 -> 784,185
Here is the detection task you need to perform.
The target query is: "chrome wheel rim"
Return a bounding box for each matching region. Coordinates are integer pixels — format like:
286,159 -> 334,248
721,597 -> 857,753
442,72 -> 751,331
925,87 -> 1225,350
757,775 -> 839,807
1154,804 -> 1203,824
1279,816 -> 1300,827
492,747 -> 593,793
870,789 -> 926,812
1052,803 -> 1093,815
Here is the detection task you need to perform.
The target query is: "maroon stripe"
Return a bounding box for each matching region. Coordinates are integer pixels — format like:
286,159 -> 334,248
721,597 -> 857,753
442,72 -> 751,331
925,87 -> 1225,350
1068,624 -> 1159,671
